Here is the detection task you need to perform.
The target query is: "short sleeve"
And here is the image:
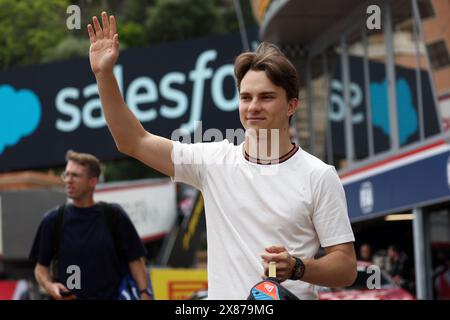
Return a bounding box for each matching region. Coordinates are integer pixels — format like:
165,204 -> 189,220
312,167 -> 355,248
28,210 -> 58,266
171,140 -> 229,190
114,204 -> 147,262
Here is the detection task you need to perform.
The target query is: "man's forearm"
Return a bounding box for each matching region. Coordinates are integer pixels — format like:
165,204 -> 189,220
301,251 -> 357,288
95,72 -> 148,154
34,264 -> 54,292
128,258 -> 149,292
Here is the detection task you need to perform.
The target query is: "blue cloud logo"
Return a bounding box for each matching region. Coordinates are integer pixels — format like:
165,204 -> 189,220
370,78 -> 418,145
0,85 -> 42,154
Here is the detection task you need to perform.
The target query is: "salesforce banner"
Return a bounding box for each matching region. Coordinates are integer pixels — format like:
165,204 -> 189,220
0,31 -> 257,171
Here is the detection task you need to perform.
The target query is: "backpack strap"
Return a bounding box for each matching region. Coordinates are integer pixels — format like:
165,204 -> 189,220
53,204 -> 67,260
98,201 -> 123,262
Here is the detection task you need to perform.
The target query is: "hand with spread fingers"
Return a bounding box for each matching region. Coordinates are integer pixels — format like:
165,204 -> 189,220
260,245 -> 296,282
87,11 -> 120,76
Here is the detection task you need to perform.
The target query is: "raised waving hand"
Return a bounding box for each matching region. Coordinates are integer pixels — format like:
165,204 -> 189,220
88,12 -> 119,75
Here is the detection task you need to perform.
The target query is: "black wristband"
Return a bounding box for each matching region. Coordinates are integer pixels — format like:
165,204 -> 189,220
290,257 -> 305,280
140,288 -> 152,297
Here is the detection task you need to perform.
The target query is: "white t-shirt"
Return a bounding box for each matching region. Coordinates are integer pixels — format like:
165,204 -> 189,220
172,139 -> 355,300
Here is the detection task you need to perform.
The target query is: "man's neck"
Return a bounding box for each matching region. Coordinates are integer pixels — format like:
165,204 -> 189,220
71,197 -> 95,208
244,128 -> 293,160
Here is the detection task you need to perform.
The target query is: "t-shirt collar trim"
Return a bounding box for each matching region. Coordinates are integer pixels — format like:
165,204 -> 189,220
243,143 -> 299,165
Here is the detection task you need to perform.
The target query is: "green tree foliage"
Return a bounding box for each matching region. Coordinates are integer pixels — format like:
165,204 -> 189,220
145,0 -> 226,43
103,158 -> 164,182
42,36 -> 90,63
222,0 -> 257,35
117,21 -> 147,48
0,0 -> 257,68
122,0 -> 153,24
0,0 -> 69,70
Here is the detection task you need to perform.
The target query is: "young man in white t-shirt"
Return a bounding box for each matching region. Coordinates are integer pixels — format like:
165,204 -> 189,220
88,12 -> 357,299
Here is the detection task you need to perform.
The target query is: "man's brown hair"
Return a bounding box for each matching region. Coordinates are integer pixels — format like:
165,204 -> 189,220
65,150 -> 101,178
234,42 -> 299,101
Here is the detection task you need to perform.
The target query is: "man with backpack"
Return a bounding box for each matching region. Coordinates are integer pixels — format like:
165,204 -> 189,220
29,150 -> 152,300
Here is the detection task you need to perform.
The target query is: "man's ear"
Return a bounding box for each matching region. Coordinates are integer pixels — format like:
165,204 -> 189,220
287,98 -> 299,116
88,176 -> 99,188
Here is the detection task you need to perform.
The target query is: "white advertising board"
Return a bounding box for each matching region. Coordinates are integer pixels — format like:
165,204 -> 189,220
95,179 -> 177,242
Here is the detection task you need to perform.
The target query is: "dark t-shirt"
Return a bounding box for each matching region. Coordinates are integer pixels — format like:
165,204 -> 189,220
29,203 -> 146,300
